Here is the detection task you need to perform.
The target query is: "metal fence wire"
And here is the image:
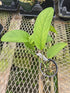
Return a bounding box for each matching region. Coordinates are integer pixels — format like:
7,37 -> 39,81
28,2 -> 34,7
0,11 -> 70,93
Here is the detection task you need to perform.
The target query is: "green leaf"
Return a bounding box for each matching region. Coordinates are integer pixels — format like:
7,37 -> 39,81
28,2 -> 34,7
1,30 -> 30,42
29,34 -> 53,44
24,42 -> 35,50
49,25 -> 57,33
25,47 -> 35,55
47,42 -> 67,58
33,7 -> 54,50
46,35 -> 53,43
29,34 -> 34,44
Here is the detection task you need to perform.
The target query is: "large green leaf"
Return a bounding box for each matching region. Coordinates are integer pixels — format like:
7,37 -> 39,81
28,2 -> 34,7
1,30 -> 30,42
33,7 -> 54,50
29,34 -> 53,45
46,35 -> 53,43
47,42 -> 67,58
49,25 -> 57,33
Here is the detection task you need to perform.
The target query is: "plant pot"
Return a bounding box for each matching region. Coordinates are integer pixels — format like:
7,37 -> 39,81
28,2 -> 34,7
19,0 -> 35,12
0,0 -> 18,11
40,0 -> 55,17
40,59 -> 58,77
41,0 -> 54,9
58,0 -> 70,18
2,0 -> 13,5
19,2 -> 43,16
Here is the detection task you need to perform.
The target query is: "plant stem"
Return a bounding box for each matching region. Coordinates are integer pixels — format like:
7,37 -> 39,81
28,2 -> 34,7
39,50 -> 44,93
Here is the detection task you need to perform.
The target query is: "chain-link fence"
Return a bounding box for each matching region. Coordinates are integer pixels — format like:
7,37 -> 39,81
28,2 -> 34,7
0,11 -> 70,93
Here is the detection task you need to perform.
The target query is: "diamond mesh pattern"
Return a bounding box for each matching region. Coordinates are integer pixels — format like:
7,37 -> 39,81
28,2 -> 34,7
0,12 -> 70,93
54,20 -> 70,93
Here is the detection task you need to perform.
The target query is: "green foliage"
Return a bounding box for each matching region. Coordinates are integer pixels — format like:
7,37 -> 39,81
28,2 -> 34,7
29,34 -> 34,44
46,35 -> 53,43
1,7 -> 67,59
1,30 -> 30,43
29,34 -> 53,44
49,25 -> 57,33
47,42 -> 67,58
24,42 -> 35,50
33,7 -> 54,50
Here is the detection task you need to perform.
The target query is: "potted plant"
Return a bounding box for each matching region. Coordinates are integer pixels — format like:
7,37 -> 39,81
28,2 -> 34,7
19,0 -> 35,12
1,7 -> 67,93
1,7 -> 67,77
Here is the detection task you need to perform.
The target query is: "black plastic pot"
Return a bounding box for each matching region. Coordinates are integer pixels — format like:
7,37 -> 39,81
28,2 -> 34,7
2,0 -> 13,5
41,0 -> 54,9
19,0 -> 55,17
19,2 -> 43,16
41,0 -> 55,17
19,1 -> 35,12
0,0 -> 18,11
58,0 -> 70,18
40,59 -> 58,77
